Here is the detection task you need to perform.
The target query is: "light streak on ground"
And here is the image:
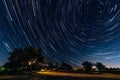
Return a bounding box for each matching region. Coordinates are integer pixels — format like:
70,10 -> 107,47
38,71 -> 120,79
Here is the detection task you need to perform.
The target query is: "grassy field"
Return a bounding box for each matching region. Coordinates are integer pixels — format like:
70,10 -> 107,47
0,71 -> 120,80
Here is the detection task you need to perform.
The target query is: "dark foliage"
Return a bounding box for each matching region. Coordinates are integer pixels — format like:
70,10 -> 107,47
82,61 -> 92,71
58,62 -> 72,70
96,62 -> 106,71
4,46 -> 45,71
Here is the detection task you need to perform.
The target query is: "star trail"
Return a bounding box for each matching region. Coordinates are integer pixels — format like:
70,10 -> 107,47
0,0 -> 120,67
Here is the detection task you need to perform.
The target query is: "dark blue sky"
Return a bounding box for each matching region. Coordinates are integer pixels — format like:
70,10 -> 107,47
0,0 -> 120,67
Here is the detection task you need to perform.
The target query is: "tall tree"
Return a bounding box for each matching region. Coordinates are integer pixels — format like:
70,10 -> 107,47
24,46 -> 45,71
82,61 -> 92,71
4,46 -> 45,71
4,48 -> 24,69
96,62 -> 105,71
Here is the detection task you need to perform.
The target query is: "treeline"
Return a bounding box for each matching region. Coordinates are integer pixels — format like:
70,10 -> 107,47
0,46 -> 120,72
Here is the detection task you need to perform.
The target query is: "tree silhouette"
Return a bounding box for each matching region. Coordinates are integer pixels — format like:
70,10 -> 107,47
82,61 -> 92,71
23,46 -> 45,71
96,62 -> 105,71
53,60 -> 59,68
4,46 -> 45,71
58,62 -> 72,70
4,48 -> 24,70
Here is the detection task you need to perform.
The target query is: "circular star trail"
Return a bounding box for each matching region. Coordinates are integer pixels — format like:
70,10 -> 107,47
0,0 -> 120,67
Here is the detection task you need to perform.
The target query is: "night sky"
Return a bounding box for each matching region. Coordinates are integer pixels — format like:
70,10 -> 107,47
0,0 -> 120,67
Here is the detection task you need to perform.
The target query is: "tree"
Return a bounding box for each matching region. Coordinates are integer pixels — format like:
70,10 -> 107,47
4,48 -> 24,70
82,61 -> 92,71
23,46 -> 45,71
53,60 -> 59,68
4,46 -> 45,71
58,62 -> 72,70
96,62 -> 105,71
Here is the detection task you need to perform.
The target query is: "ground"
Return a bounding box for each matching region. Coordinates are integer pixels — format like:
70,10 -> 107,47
0,71 -> 120,80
